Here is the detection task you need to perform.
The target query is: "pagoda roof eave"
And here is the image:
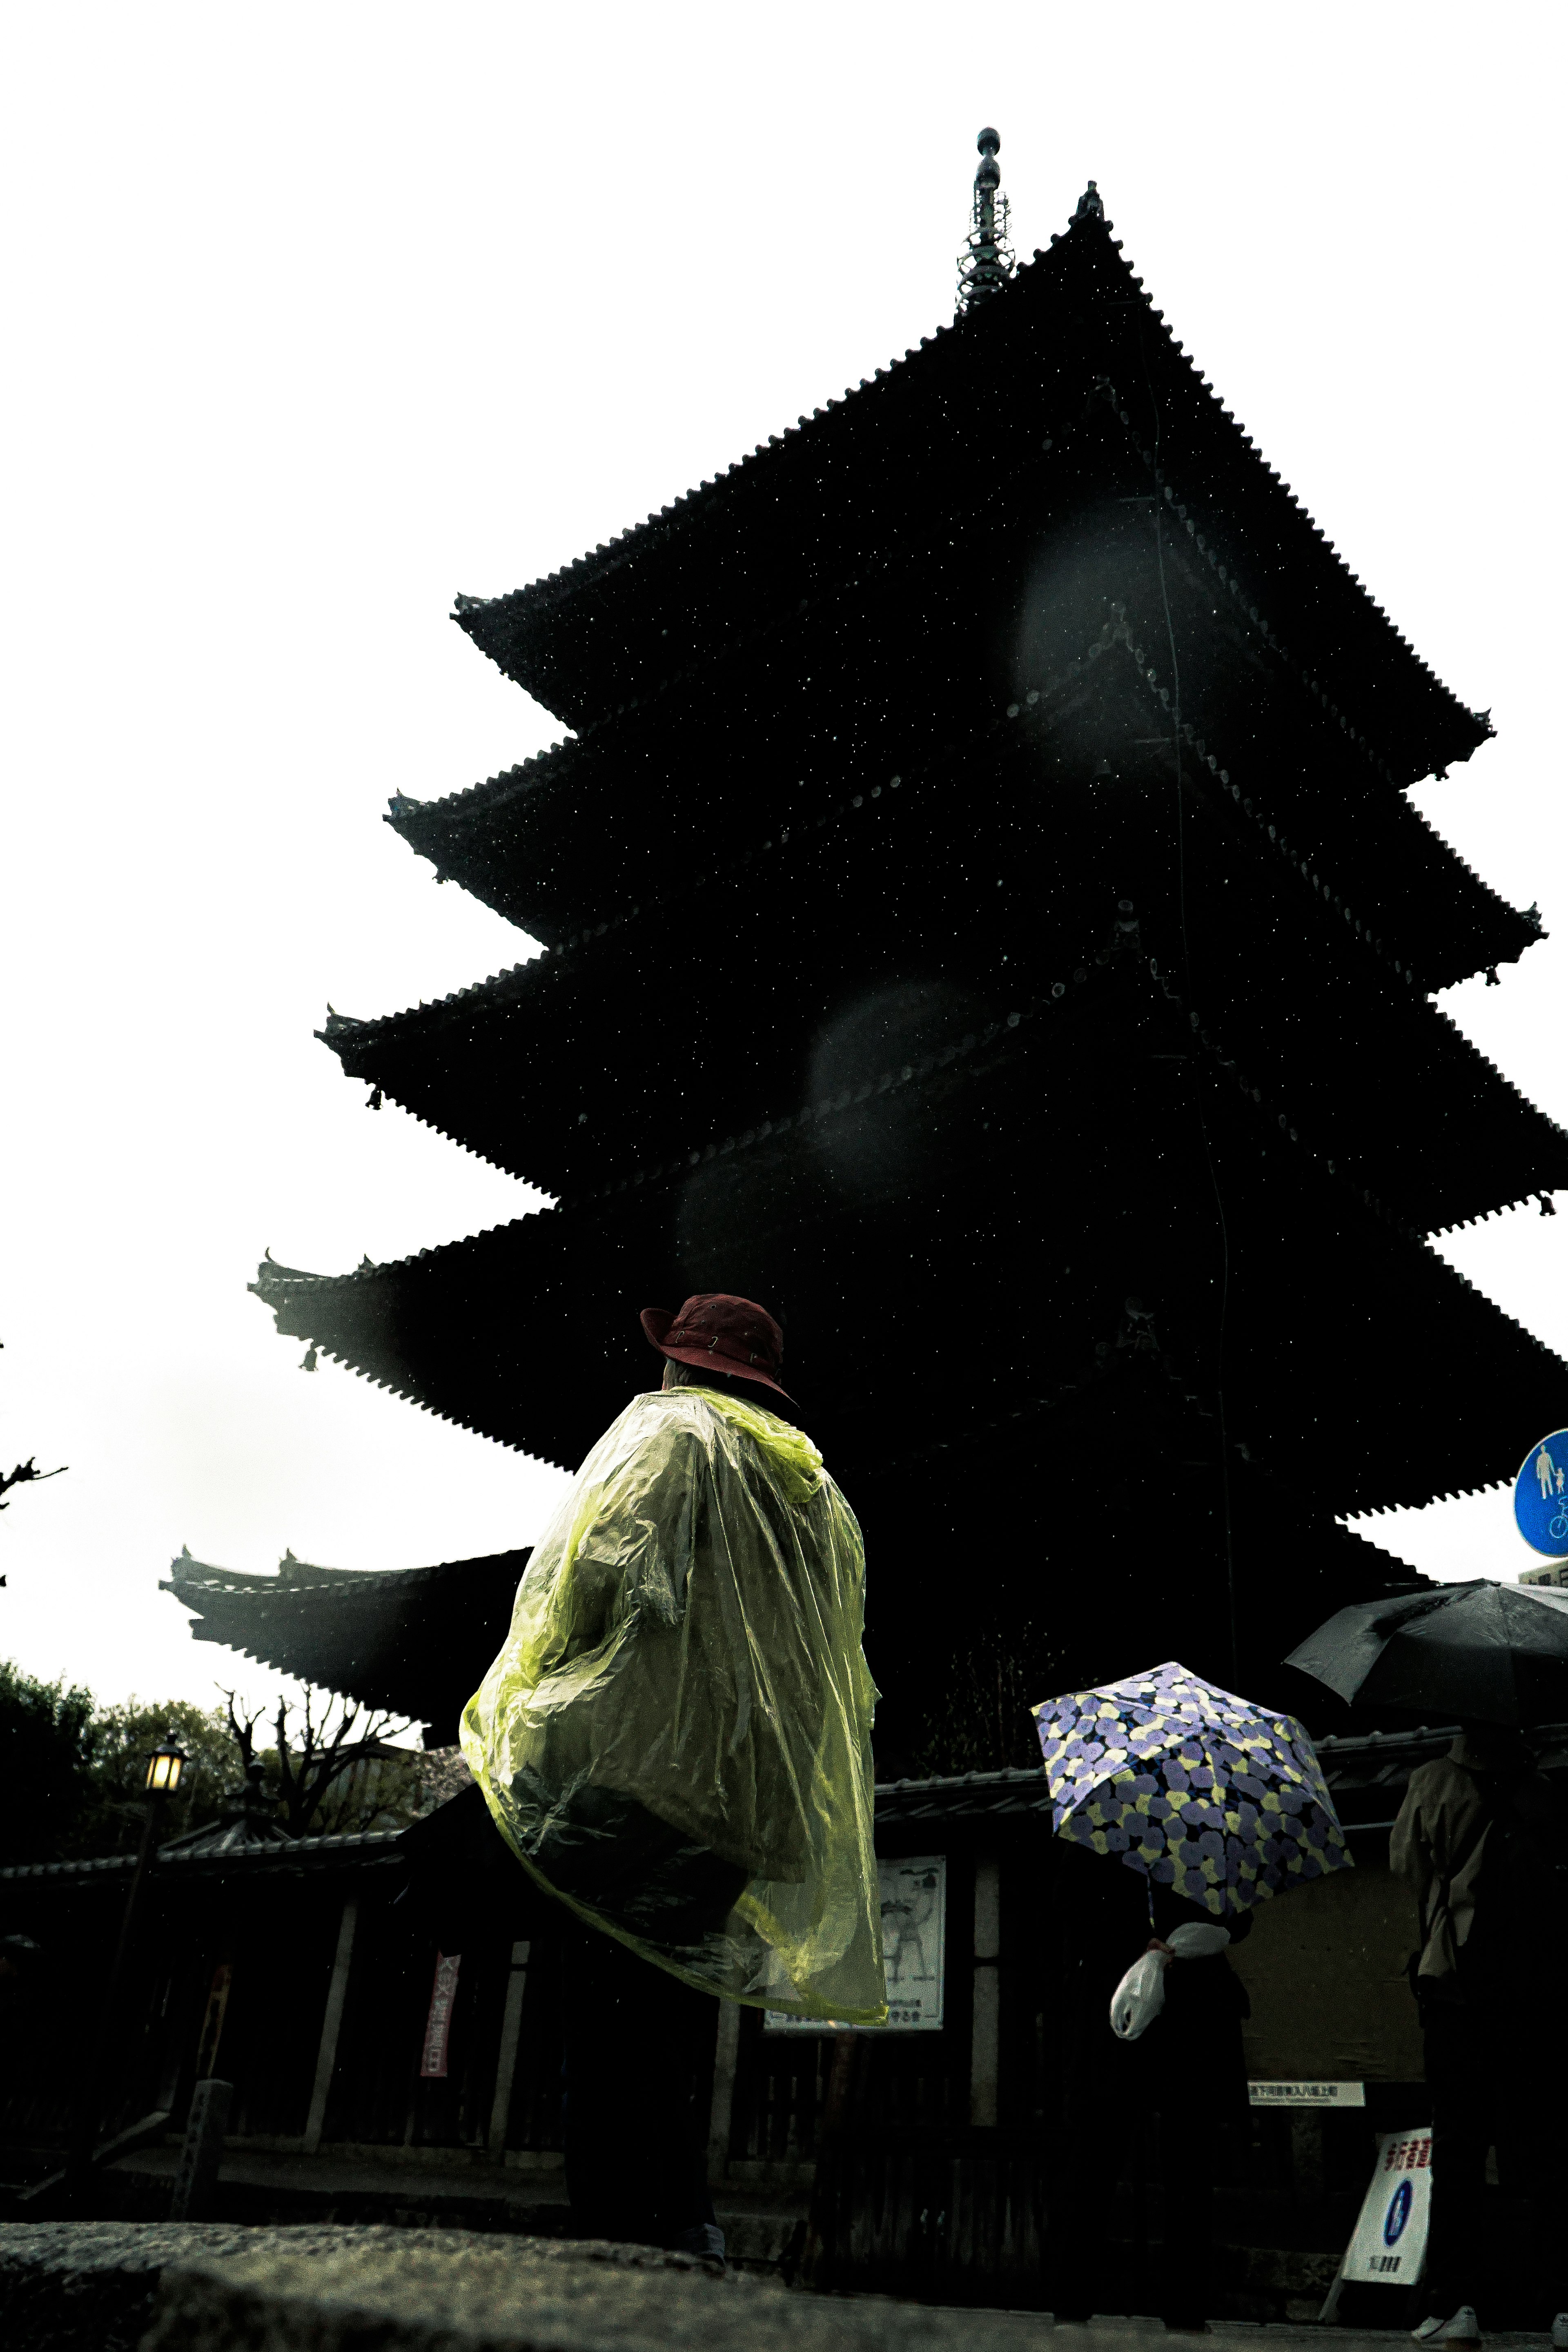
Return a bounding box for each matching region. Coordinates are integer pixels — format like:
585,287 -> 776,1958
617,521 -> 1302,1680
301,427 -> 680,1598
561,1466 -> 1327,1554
388,614 -> 1537,987
163,1544 -> 533,1724
313,852 -> 1568,1236
454,210 -> 1488,781
250,1219 -> 1568,1518
164,1546 -> 521,1599
247,1031 -> 1568,1518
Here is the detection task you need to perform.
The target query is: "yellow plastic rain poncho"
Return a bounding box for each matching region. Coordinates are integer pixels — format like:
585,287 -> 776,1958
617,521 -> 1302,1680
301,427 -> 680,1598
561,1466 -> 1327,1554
461,1385 -> 887,2023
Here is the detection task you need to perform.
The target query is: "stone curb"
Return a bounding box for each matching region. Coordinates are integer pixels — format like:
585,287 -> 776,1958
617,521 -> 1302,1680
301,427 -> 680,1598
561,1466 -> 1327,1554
0,2223 -> 1062,2352
140,2233 -> 1055,2352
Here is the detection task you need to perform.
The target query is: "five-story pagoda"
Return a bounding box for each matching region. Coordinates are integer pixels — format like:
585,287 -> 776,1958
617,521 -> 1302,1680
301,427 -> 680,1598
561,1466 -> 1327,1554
252,146 -> 1568,1772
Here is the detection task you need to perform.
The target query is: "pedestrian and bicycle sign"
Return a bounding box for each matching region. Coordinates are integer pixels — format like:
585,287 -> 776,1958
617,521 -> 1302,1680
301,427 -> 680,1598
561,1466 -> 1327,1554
1515,1431 -> 1568,1560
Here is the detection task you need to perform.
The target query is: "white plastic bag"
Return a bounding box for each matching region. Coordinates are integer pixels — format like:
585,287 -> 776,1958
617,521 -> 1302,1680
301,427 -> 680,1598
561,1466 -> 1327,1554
1109,1923 -> 1232,2039
1163,1921 -> 1231,1960
1109,1950 -> 1167,2040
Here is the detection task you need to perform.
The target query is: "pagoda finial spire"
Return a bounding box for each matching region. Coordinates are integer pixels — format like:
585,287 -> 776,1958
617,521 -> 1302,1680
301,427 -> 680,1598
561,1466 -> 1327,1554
956,127 -> 1015,315
1074,180 -> 1105,222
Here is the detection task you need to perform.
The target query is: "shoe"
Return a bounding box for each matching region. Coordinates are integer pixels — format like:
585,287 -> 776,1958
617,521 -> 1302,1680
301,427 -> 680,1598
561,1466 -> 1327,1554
670,2223 -> 726,2262
1549,2318 -> 1567,2351
1411,2310 -> 1480,2350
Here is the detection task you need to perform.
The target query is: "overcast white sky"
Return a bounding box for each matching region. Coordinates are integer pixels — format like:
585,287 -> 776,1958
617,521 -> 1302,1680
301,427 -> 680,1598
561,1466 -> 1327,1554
2,4 -> 1565,1719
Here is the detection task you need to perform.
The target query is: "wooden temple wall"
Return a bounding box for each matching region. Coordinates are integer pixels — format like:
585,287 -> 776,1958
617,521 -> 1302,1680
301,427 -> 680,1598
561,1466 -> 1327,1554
0,1812 -> 1424,2316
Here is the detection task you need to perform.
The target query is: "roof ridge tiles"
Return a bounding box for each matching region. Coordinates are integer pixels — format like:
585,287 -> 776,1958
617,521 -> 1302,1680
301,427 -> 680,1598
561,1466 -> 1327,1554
452,232 -> 1066,631
1143,951 -> 1564,1242
1106,244 -> 1465,706
251,1208 -> 547,1294
1009,639 -> 1513,989
1096,398 -> 1482,776
318,949 -> 549,1041
1395,794 -> 1534,935
463,218 -> 1472,754
1179,967 -> 1565,1236
391,736 -> 581,830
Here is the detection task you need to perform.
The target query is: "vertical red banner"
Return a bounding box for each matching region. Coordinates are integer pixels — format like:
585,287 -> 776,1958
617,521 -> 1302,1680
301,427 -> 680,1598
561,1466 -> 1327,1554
420,1950 -> 462,2078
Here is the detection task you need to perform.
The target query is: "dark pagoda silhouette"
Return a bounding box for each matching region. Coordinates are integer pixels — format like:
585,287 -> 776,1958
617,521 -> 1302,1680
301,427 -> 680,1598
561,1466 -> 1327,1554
252,142 -> 1568,1773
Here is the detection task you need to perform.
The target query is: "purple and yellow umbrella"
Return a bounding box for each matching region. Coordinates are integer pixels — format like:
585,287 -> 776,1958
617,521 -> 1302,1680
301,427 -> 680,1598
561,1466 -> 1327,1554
1032,1660 -> 1350,1918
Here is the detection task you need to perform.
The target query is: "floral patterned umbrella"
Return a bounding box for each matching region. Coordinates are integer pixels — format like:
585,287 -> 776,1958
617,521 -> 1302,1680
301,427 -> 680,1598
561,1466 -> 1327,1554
1032,1660 -> 1350,1918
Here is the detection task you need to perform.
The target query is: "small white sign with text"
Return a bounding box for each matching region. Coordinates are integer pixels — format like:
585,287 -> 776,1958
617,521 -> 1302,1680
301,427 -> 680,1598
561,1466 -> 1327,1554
1249,2080 -> 1366,2108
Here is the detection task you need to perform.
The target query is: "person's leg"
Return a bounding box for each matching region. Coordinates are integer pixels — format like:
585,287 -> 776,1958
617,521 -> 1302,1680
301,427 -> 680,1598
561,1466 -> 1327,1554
627,1956 -> 722,2250
561,1927 -> 644,2240
1419,1993 -> 1490,2329
1492,2031 -> 1568,2329
1050,2038 -> 1142,2319
561,1925 -> 720,2249
1155,2105 -> 1219,2331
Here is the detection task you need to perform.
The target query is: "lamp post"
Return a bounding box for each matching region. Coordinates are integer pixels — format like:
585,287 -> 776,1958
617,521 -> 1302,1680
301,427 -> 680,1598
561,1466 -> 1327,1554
66,1728 -> 188,2193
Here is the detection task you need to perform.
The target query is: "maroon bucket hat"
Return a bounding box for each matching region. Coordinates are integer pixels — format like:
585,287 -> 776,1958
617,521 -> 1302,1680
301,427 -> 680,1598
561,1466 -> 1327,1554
640,1293 -> 793,1403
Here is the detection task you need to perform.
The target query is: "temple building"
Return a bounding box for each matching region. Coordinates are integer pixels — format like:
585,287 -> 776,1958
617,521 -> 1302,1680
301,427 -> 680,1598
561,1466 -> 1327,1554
245,158 -> 1568,1771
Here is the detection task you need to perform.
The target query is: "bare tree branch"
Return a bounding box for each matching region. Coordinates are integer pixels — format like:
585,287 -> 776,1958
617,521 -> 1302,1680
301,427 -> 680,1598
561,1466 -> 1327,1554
219,1690 -> 262,1770
0,1458 -> 67,1512
265,1686 -> 414,1837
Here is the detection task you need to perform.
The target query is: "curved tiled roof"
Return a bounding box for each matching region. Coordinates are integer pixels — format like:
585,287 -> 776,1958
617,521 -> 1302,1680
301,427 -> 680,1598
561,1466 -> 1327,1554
451,204 -> 1488,789
318,819 -> 1568,1237
0,1828 -> 405,1883
390,584 -> 1532,986
164,1545 -> 528,1729
251,968 -> 1568,1517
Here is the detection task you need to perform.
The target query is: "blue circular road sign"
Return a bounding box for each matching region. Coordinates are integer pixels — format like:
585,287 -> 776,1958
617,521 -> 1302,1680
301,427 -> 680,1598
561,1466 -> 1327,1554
1515,1431 -> 1568,1559
1383,2179 -> 1412,2246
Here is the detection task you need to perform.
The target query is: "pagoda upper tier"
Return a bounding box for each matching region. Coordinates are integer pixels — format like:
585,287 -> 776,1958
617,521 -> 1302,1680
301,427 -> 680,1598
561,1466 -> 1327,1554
337,746 -> 1568,1237
359,192 -> 1554,1241
392,611 -> 1528,984
259,951 -> 1568,1516
451,203 -> 1488,795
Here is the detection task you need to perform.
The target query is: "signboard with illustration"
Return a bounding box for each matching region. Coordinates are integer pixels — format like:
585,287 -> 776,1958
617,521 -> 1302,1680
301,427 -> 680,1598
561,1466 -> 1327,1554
765,1854 -> 945,2032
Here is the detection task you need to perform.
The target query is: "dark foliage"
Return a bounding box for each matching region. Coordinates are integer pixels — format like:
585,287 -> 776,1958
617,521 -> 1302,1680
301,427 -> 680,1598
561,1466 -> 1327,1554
0,1658 -> 99,1864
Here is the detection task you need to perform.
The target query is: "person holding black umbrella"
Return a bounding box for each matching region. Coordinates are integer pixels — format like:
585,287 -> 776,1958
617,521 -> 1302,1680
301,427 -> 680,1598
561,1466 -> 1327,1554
1391,1724 -> 1568,2350
1285,1582 -> 1568,2350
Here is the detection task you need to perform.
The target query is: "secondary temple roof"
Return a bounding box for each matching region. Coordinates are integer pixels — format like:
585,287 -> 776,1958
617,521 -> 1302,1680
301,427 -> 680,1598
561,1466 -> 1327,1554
163,1548 -> 529,1732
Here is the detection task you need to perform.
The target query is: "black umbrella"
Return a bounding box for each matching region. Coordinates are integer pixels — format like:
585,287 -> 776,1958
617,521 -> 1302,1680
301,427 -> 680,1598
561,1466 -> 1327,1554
1285,1580 -> 1568,1727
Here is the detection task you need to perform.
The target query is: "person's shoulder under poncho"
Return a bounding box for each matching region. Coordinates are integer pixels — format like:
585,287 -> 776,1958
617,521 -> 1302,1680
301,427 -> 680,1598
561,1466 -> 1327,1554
461,1385 -> 886,2023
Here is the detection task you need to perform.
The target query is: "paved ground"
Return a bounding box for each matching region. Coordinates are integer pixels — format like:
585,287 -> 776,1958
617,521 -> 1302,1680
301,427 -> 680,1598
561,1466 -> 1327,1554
1141,2330 -> 1552,2351
2,2222 -> 1560,2352
103,2142 -> 804,2266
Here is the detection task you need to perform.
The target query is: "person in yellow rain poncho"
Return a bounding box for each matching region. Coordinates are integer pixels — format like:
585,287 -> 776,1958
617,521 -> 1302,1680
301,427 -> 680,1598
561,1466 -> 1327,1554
461,1293 -> 885,2256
